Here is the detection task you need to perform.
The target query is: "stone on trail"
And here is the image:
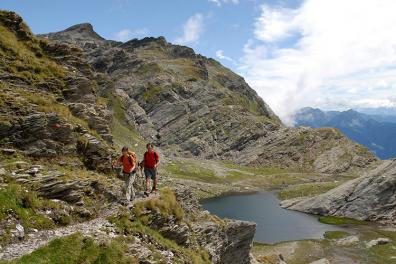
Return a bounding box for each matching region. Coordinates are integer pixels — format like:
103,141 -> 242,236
365,237 -> 392,248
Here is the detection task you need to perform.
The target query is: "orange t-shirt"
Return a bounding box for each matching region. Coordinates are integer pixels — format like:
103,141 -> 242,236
118,155 -> 134,173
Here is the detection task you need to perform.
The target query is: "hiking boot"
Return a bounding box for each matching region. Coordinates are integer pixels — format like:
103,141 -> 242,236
151,187 -> 158,193
144,191 -> 150,197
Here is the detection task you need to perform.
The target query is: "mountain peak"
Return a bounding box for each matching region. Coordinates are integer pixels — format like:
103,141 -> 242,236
64,23 -> 94,33
42,22 -> 104,42
64,23 -> 104,40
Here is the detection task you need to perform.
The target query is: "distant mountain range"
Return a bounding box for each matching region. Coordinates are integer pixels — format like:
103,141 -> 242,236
294,107 -> 396,159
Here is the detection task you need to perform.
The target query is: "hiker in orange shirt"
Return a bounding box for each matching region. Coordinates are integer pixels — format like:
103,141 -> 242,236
112,146 -> 137,202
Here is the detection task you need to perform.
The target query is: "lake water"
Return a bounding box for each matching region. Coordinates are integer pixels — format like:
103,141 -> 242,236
202,191 -> 346,244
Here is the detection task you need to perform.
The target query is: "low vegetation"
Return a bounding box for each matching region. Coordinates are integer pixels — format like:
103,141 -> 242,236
277,182 -> 340,200
323,230 -> 349,239
252,227 -> 396,264
0,12 -> 65,88
142,84 -> 162,103
108,189 -> 210,264
106,90 -> 146,153
164,160 -> 220,183
133,187 -> 184,221
2,233 -> 137,264
0,183 -> 58,245
319,216 -> 367,226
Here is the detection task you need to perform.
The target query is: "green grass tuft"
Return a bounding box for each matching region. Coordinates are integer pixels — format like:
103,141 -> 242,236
0,183 -> 58,245
323,231 -> 349,239
6,233 -> 137,264
134,187 -> 184,221
277,182 -> 340,200
142,85 -> 162,103
319,216 -> 367,226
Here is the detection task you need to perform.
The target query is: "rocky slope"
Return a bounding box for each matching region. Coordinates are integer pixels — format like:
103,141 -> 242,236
0,11 -> 256,263
282,159 -> 396,223
42,23 -> 379,174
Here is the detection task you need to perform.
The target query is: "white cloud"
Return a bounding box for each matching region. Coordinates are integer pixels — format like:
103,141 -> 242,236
216,50 -> 235,63
239,0 -> 396,125
114,28 -> 149,42
209,0 -> 239,7
254,5 -> 298,42
174,13 -> 204,45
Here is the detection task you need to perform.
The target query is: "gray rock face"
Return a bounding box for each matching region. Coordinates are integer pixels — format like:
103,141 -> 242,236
5,113 -> 75,157
0,11 -> 113,172
42,24 -> 379,174
284,159 -> 396,222
173,188 -> 256,264
193,219 -> 256,264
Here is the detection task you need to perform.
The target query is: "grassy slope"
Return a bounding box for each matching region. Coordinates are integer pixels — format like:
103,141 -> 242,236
105,91 -> 146,154
1,233 -> 138,264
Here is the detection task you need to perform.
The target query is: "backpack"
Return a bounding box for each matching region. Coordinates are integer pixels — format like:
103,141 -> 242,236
143,151 -> 159,164
121,150 -> 137,166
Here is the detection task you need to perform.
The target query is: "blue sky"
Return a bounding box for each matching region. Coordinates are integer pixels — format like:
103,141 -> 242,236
1,0 -> 267,66
2,0 -> 396,124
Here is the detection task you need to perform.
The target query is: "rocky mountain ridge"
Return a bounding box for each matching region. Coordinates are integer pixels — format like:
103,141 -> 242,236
294,107 -> 396,159
42,23 -> 379,174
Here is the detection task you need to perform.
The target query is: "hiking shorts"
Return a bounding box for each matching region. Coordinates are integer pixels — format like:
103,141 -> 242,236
144,168 -> 157,180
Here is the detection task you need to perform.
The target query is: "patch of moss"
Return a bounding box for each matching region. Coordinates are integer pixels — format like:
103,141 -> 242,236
324,231 -> 349,239
319,216 -> 367,226
6,233 -> 137,264
223,94 -> 263,116
136,62 -> 162,76
164,160 -> 220,183
142,84 -> 162,103
277,182 -> 340,200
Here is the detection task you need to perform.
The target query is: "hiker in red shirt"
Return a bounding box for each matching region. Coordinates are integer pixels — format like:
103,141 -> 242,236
141,143 -> 160,196
112,146 -> 137,202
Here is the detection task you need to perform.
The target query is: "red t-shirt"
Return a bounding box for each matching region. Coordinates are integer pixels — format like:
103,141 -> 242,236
144,151 -> 159,169
118,155 -> 134,173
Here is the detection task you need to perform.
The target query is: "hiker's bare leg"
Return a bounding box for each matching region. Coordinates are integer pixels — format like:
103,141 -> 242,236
145,178 -> 150,192
153,178 -> 157,190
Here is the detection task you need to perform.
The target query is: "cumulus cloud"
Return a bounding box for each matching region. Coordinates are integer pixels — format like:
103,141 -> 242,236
114,28 -> 149,42
239,0 -> 396,125
174,13 -> 204,45
209,0 -> 239,7
216,50 -> 235,63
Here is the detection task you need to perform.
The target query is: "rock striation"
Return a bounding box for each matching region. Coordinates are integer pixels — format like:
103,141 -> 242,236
283,159 -> 396,223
